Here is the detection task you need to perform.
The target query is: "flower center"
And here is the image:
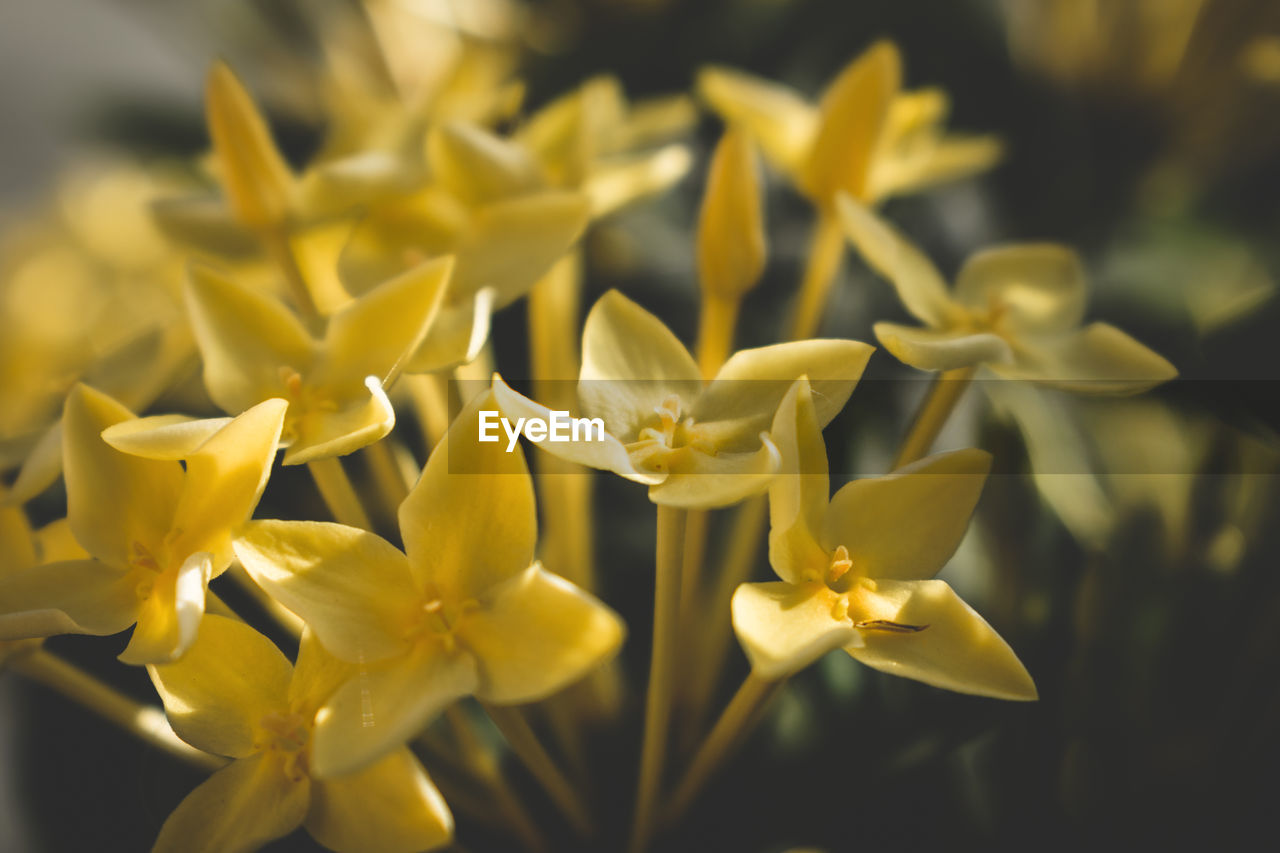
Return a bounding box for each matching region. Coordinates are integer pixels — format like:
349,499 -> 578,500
278,365 -> 340,442
128,541 -> 165,600
628,395 -> 718,473
807,547 -> 930,633
256,710 -> 312,782
405,596 -> 481,652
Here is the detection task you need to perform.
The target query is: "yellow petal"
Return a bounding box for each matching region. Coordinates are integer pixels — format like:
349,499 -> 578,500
836,193 -> 956,327
954,244 -> 1087,333
404,289 -> 495,374
186,264 -> 316,415
119,550 -> 212,665
869,134 -> 1002,202
102,415 -> 232,461
153,753 -> 310,853
63,384 -> 182,568
585,144 -> 694,218
0,559 -> 138,640
6,422 -> 62,505
801,41 -> 901,204
846,578 -> 1037,701
289,627 -> 357,715
696,66 -> 819,176
426,121 -> 541,206
458,564 -> 624,704
693,339 -> 873,451
147,614 -> 293,758
873,322 -> 1012,371
992,323 -> 1178,395
766,379 -> 833,585
151,196 -> 259,257
822,449 -> 991,581
312,643 -> 478,778
283,376 -> 396,465
732,582 -> 854,680
648,440 -> 781,508
579,290 -> 702,440
33,517 -> 90,563
234,520 -> 418,663
205,62 -> 295,231
698,128 -> 767,301
0,499 -> 36,573
288,218 -> 359,317
306,748 -> 453,853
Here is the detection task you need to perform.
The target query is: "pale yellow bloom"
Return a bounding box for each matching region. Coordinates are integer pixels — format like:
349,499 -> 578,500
233,392 -> 624,776
697,127 -> 767,302
149,615 -> 452,853
493,290 -> 873,507
838,195 -> 1178,393
0,387 -> 285,664
732,377 -> 1036,699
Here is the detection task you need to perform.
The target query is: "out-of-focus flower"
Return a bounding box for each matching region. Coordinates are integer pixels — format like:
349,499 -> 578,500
493,290 -> 872,507
839,195 -> 1177,393
233,392 -> 624,777
0,387 -> 285,664
732,378 -> 1036,699
149,615 -> 453,853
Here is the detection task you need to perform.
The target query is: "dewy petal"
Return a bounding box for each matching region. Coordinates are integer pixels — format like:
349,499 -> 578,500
822,449 -> 992,581
63,385 -> 182,569
845,578 -> 1037,701
874,322 -> 1012,371
152,752 -> 310,853
283,376 -> 396,466
147,614 -> 293,758
234,520 -> 418,663
311,643 -> 479,778
102,415 -> 232,461
584,145 -> 694,218
0,559 -> 138,640
426,121 -> 541,206
491,375 -> 664,485
186,264 -> 316,415
170,399 -> 287,568
458,564 -> 624,705
954,244 -> 1087,333
837,194 -> 956,327
119,550 -> 212,665
579,290 -> 702,440
767,379 -> 834,584
732,582 -> 855,680
698,128 -> 767,301
695,66 -> 819,177
399,391 -> 539,599
306,748 -> 453,853
992,322 -> 1178,395
801,41 -> 901,204
647,439 -> 781,509
693,339 -> 873,451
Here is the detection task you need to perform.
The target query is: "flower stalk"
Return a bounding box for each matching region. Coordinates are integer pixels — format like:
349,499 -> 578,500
308,456 -> 372,529
894,365 -> 977,468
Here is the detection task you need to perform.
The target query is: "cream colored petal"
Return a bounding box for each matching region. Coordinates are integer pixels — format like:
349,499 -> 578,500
954,244 -> 1087,333
147,613 -> 293,758
579,290 -> 702,441
647,439 -> 781,508
837,194 -> 956,327
767,379 -> 833,585
732,582 -> 854,680
426,121 -> 541,206
306,748 -> 453,853
846,578 -> 1037,701
185,264 -> 316,415
822,449 -> 991,581
233,520 -> 417,663
152,753 -> 310,853
874,322 -> 1011,371
311,643 -> 478,778
459,564 -> 624,704
585,145 -> 694,218
699,129 -> 767,301
63,384 -> 182,568
801,41 -> 901,204
0,559 -> 138,640
404,288 -> 494,374
119,550 -> 212,665
491,375 -> 664,485
283,376 -> 396,466
399,391 -> 539,599
694,339 -> 873,451
695,66 -> 819,176
993,323 -> 1178,395
102,415 -> 231,461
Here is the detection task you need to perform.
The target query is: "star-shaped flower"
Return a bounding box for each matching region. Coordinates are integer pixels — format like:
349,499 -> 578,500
148,614 -> 453,853
731,377 -> 1037,699
0,386 -> 285,664
232,391 -> 625,776
493,290 -> 873,508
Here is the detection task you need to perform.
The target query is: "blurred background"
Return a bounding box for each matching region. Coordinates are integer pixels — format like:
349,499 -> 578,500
3,0 -> 1280,850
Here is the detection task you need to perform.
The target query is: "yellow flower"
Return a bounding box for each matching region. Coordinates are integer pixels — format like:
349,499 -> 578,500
698,41 -> 1000,208
838,195 -> 1178,393
732,377 -> 1036,699
182,256 -> 451,464
493,290 -> 873,507
0,386 -> 285,664
149,614 -> 453,853
232,391 -> 625,776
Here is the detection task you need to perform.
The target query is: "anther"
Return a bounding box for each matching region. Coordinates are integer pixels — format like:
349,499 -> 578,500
828,545 -> 853,584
